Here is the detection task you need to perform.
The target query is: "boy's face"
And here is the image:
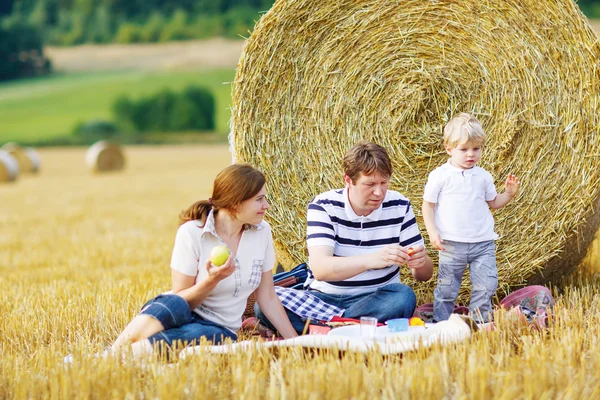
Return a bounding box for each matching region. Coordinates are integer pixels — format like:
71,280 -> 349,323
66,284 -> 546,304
446,140 -> 482,170
344,171 -> 390,216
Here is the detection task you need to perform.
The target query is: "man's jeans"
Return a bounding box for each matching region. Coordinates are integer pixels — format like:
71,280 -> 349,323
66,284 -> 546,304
433,240 -> 497,323
255,283 -> 417,334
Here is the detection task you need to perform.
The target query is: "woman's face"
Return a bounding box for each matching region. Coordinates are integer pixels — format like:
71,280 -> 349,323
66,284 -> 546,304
236,185 -> 270,225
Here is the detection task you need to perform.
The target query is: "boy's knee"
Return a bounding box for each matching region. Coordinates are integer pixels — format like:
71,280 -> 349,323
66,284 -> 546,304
472,281 -> 497,298
435,278 -> 458,301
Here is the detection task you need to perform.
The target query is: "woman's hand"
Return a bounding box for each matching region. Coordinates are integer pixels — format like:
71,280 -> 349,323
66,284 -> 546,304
205,255 -> 236,283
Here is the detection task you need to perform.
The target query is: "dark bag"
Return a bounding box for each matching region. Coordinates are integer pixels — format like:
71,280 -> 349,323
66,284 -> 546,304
243,263 -> 309,319
272,262 -> 309,290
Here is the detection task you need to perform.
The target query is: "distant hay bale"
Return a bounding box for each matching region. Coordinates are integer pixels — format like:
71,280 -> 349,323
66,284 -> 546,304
231,0 -> 600,298
85,141 -> 126,172
24,147 -> 41,173
1,142 -> 37,174
0,150 -> 19,182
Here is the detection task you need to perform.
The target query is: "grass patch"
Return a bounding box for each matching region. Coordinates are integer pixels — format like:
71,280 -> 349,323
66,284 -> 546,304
0,69 -> 235,143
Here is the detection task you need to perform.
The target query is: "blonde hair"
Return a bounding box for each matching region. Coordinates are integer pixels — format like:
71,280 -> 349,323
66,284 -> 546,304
179,164 -> 266,225
443,113 -> 486,148
343,141 -> 392,183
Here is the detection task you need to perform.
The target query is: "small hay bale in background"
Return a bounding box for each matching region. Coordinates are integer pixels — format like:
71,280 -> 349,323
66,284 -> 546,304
85,141 -> 126,172
231,0 -> 600,300
1,142 -> 38,174
24,147 -> 41,173
0,150 -> 19,182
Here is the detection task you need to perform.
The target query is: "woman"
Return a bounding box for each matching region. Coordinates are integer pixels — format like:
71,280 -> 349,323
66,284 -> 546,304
108,163 -> 297,356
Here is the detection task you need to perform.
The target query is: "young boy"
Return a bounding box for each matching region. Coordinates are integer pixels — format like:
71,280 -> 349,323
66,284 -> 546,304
422,113 -> 520,323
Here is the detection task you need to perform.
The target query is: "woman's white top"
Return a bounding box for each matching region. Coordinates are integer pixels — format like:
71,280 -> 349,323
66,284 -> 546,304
170,210 -> 275,332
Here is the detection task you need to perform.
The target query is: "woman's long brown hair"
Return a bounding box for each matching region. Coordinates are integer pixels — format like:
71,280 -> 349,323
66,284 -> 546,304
179,164 -> 266,226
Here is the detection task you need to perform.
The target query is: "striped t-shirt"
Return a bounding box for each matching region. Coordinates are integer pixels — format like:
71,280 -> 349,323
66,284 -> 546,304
305,188 -> 424,295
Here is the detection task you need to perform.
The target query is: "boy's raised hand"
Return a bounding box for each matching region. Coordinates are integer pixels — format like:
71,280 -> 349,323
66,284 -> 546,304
505,174 -> 520,198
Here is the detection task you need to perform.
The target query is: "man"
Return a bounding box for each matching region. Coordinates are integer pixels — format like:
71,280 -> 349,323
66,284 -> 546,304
256,141 -> 433,334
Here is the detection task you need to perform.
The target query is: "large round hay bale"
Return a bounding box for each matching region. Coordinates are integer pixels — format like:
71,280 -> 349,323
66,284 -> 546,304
1,142 -> 36,173
0,150 -> 19,182
231,0 -> 600,298
85,141 -> 126,172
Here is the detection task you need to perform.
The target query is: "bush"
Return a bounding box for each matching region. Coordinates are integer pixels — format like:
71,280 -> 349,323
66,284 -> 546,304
0,16 -> 51,81
112,85 -> 216,134
71,119 -> 120,143
188,14 -> 223,39
182,85 -> 215,130
222,6 -> 258,38
158,9 -> 190,42
139,12 -> 165,42
114,22 -> 141,43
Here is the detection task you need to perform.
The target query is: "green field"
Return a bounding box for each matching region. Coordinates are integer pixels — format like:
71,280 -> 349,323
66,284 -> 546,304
0,69 -> 236,143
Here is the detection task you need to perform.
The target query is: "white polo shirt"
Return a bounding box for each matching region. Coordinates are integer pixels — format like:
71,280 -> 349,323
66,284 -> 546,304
423,160 -> 498,243
170,210 -> 275,332
306,187 -> 424,295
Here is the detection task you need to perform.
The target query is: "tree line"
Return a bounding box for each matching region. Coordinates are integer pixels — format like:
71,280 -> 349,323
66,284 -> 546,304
1,0 -> 274,46
0,0 -> 275,81
2,0 -> 600,82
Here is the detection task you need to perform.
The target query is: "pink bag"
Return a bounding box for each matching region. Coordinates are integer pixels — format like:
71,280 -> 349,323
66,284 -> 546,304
499,285 -> 554,329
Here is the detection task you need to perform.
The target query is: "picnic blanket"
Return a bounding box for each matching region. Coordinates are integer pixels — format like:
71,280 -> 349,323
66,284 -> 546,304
180,314 -> 471,357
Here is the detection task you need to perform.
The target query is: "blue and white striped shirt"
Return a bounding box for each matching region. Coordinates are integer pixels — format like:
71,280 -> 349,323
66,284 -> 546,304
305,188 -> 424,295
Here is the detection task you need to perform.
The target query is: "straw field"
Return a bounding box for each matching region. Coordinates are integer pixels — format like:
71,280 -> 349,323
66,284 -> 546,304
2,145 -> 600,399
232,0 -> 600,302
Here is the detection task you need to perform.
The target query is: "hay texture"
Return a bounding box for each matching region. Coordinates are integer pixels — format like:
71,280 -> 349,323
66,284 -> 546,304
1,143 -> 37,174
0,150 -> 19,182
231,0 -> 600,299
85,141 -> 126,172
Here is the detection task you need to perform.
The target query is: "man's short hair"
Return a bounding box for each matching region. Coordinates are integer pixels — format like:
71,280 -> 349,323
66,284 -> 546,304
343,141 -> 393,183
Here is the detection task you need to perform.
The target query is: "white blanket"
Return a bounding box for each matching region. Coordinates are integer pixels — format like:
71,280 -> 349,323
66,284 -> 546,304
180,314 -> 471,357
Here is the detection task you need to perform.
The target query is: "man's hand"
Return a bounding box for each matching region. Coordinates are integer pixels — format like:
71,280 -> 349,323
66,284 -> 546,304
371,244 -> 411,269
407,244 -> 428,269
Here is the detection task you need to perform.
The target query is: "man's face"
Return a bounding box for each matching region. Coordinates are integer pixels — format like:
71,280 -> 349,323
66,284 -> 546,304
345,172 -> 390,216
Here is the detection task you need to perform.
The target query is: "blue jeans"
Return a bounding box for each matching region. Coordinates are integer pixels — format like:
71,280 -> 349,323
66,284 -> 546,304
433,240 -> 498,323
140,294 -> 237,348
255,283 -> 417,334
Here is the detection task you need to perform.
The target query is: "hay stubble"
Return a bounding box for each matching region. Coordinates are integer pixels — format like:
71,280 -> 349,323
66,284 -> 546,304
3,146 -> 600,398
